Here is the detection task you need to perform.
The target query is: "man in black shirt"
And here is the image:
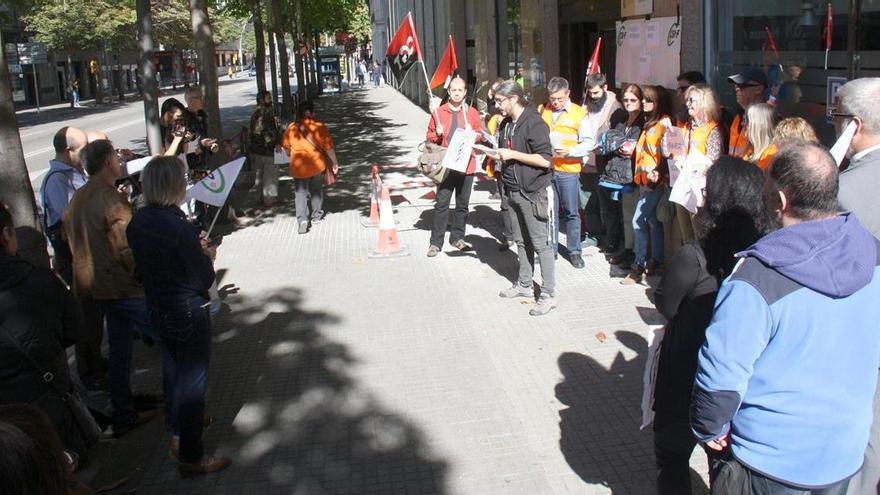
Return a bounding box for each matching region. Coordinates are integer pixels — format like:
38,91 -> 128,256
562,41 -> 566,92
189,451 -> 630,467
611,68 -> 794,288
493,80 -> 556,316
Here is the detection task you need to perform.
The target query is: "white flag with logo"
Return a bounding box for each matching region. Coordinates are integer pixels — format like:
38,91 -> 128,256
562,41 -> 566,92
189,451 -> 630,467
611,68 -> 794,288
185,157 -> 245,207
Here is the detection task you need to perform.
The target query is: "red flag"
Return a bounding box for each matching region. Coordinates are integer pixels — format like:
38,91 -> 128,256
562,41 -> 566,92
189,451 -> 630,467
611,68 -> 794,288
764,27 -> 780,63
385,13 -> 423,83
587,37 -> 602,75
430,36 -> 458,89
825,3 -> 833,51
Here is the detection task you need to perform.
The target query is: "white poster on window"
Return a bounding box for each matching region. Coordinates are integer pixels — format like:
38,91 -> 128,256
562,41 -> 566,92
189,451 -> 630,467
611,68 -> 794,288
615,17 -> 681,89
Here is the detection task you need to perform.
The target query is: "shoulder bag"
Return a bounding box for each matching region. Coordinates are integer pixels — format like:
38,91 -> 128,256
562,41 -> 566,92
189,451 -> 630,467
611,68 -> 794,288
0,324 -> 102,447
297,121 -> 337,187
417,142 -> 449,184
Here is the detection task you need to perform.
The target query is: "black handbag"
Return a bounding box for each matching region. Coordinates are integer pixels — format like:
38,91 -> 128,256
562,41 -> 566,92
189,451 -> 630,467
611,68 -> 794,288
0,324 -> 102,448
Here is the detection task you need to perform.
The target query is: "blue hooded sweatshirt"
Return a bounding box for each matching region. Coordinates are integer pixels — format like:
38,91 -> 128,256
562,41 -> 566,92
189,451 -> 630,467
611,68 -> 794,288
691,213 -> 880,488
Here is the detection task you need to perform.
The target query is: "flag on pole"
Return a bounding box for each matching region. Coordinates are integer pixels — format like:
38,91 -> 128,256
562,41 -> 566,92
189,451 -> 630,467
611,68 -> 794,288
185,157 -> 245,207
430,36 -> 459,89
587,37 -> 602,75
581,37 -> 602,105
385,13 -> 423,85
824,3 -> 833,69
764,27 -> 783,73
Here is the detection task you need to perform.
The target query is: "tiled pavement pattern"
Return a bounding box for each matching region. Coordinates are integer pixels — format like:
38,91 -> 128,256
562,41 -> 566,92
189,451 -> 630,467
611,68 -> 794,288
92,86 -> 710,494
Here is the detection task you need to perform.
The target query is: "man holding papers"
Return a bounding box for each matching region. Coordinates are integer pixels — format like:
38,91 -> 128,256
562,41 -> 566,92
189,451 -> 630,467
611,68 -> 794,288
424,76 -> 483,257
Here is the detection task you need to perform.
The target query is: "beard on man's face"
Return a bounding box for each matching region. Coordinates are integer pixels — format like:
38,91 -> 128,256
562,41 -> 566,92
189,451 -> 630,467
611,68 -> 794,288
586,91 -> 607,112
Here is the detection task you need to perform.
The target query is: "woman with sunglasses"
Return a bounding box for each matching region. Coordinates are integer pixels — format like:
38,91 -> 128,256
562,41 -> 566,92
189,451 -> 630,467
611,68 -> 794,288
597,84 -> 643,268
622,85 -> 674,284
673,84 -> 723,243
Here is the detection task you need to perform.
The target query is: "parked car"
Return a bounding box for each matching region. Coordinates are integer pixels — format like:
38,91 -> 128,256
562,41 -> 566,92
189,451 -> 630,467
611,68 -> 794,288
248,66 -> 257,77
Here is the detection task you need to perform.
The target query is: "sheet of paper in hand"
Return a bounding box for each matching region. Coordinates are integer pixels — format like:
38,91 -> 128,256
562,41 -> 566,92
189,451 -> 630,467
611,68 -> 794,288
274,148 -> 290,165
186,140 -> 199,154
669,151 -> 711,214
441,128 -> 477,173
480,129 -> 498,148
473,143 -> 499,160
664,126 -> 686,159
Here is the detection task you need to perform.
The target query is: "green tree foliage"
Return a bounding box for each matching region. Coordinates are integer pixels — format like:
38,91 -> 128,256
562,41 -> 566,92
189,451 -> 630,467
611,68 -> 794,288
23,0 -> 137,51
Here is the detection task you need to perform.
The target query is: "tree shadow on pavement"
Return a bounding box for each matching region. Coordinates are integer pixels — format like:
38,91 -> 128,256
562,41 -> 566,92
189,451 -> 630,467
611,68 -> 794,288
133,287 -> 448,494
555,330 -> 709,495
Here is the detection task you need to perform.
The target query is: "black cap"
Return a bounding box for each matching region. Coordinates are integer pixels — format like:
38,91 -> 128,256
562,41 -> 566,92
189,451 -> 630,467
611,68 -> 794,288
728,67 -> 768,87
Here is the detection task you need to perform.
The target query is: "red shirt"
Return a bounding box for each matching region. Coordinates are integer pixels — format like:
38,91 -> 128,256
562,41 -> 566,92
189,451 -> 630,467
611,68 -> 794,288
425,102 -> 484,175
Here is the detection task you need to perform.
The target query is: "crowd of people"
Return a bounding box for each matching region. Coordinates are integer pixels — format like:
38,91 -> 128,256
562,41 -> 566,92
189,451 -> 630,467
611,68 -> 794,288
0,81 -> 345,490
424,70 -> 880,494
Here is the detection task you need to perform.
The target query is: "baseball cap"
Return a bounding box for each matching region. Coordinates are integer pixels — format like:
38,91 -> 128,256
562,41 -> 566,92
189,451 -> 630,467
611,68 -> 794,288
728,67 -> 768,87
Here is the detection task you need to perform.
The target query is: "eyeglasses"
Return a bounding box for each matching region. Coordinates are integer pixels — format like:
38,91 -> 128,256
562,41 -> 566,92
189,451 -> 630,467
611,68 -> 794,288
622,98 -> 639,103
494,96 -> 509,105
734,83 -> 763,90
829,111 -> 855,119
642,99 -> 654,104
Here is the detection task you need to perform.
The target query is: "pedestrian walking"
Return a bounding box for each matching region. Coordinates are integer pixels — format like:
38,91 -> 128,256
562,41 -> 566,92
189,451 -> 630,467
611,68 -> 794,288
126,156 -> 231,476
249,90 -> 282,207
372,61 -> 382,87
281,101 -> 340,234
492,80 -> 556,316
70,78 -> 81,108
651,157 -> 770,494
425,76 -> 482,257
691,143 -> 880,493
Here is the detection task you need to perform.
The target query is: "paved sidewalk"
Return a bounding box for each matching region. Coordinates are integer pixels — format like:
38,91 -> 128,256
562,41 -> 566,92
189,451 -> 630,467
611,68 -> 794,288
86,85 -> 709,494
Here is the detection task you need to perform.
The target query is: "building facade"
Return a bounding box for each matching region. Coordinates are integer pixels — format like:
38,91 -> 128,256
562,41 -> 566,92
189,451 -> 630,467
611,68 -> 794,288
371,0 -> 879,148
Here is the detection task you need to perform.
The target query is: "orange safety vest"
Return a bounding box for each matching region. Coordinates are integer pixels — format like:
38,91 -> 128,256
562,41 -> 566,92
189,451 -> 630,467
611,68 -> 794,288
684,121 -> 719,157
755,143 -> 778,170
634,122 -> 666,187
729,113 -> 752,158
541,102 -> 588,174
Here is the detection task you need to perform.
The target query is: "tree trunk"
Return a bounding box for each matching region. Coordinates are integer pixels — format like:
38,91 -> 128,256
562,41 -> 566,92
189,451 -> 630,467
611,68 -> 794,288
314,30 -> 321,96
189,0 -> 222,140
137,0 -> 161,154
269,0 -> 292,120
268,32 -> 278,108
293,5 -> 305,103
252,0 -> 267,94
0,36 -> 48,266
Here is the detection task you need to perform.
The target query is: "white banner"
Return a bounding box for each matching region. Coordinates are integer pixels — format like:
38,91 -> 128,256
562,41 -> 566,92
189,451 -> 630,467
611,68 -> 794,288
615,17 -> 681,89
441,128 -> 477,173
185,157 -> 245,207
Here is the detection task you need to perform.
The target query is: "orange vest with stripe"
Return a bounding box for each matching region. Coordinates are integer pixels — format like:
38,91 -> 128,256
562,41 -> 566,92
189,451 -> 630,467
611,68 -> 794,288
729,113 -> 752,158
541,103 -> 588,174
685,121 -> 719,157
755,143 -> 778,170
635,122 -> 666,186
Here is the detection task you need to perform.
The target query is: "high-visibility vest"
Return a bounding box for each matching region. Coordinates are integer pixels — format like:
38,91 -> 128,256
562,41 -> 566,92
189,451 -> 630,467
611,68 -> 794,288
541,103 -> 588,174
729,113 -> 751,158
635,122 -> 666,186
755,143 -> 778,170
685,121 -> 719,157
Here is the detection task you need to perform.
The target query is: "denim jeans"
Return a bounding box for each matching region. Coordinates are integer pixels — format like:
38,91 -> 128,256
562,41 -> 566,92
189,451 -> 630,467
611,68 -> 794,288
507,188 -> 556,297
750,470 -> 850,495
294,173 -> 324,222
104,297 -> 157,428
579,172 -> 603,241
497,177 -> 513,241
596,186 -> 623,251
431,172 -> 474,248
552,171 -> 582,255
153,302 -> 212,464
633,187 -> 665,267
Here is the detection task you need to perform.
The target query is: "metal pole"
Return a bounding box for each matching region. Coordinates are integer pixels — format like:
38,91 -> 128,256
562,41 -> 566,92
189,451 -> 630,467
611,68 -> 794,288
703,0 -> 715,84
32,63 -> 40,112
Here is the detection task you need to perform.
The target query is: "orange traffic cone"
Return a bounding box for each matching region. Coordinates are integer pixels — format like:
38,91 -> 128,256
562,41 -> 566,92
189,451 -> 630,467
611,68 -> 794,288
368,184 -> 410,258
360,165 -> 382,228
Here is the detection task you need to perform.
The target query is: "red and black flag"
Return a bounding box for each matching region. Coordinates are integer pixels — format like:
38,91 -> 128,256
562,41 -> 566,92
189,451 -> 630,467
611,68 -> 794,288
385,13 -> 423,84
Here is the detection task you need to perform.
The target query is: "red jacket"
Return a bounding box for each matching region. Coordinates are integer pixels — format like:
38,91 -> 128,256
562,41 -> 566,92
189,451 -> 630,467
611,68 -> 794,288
426,102 -> 483,175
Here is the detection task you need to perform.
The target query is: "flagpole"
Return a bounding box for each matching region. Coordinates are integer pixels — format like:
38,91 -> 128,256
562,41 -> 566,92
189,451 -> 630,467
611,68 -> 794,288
204,206 -> 223,239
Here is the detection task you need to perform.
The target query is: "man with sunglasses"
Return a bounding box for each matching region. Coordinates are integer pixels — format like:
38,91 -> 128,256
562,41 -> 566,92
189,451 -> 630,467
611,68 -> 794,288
728,67 -> 769,158
836,77 -> 880,495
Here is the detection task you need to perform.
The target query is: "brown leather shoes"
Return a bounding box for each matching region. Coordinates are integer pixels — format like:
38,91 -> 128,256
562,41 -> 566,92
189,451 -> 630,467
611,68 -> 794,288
178,456 -> 231,476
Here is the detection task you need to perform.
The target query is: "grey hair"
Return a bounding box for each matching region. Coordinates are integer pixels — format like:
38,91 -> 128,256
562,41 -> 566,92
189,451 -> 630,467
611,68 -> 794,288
82,139 -> 115,176
142,156 -> 188,206
547,76 -> 569,94
837,77 -> 880,135
184,86 -> 203,103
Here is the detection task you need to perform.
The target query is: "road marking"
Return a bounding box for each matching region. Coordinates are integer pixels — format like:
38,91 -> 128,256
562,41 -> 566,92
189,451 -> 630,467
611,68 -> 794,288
25,146 -> 54,158
23,117 -> 144,159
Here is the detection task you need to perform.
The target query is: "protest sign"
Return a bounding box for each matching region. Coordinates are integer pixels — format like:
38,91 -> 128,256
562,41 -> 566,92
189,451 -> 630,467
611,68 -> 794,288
441,128 -> 477,173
